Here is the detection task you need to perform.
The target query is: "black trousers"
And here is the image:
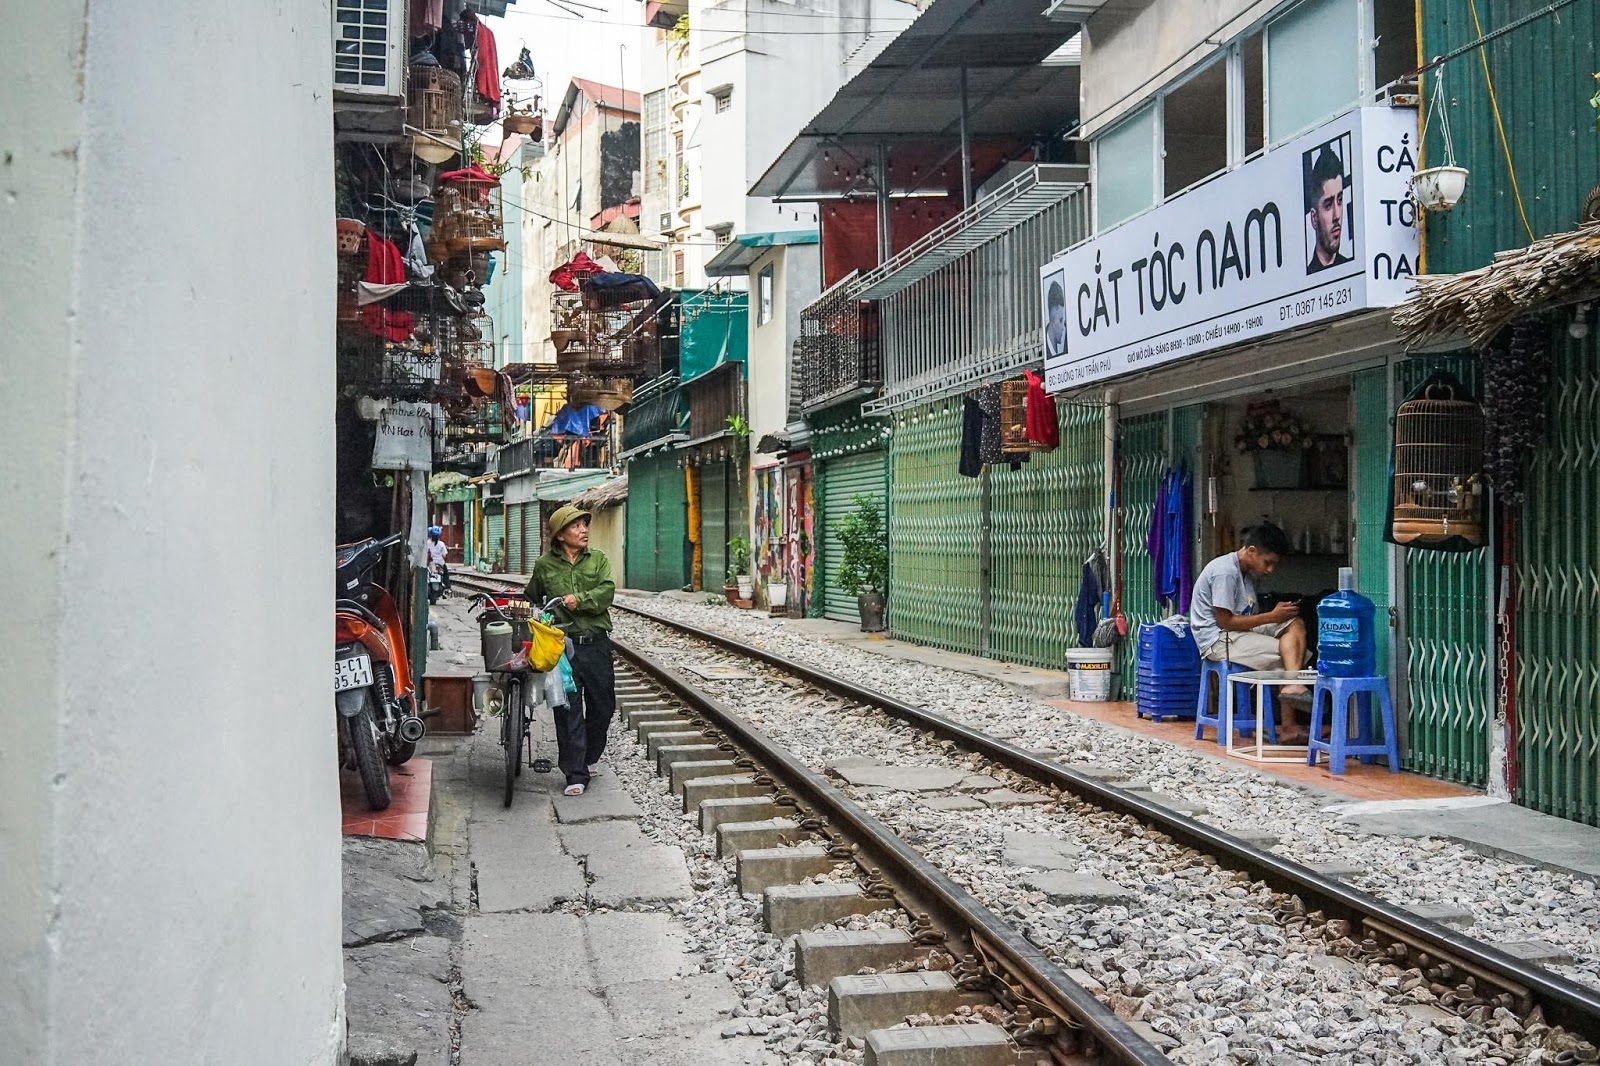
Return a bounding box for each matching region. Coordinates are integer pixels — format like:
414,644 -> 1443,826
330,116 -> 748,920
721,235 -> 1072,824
553,633 -> 616,786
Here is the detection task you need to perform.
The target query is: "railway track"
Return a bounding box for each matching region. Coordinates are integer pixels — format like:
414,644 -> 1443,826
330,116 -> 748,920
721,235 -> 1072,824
446,574 -> 1600,1063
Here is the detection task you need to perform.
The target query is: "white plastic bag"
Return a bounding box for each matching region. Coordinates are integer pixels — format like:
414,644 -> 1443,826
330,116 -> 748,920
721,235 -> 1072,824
543,666 -> 569,710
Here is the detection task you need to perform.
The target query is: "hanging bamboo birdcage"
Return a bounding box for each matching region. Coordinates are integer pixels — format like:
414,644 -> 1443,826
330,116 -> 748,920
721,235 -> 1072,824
999,378 -> 1047,452
1391,381 -> 1486,547
408,59 -> 462,144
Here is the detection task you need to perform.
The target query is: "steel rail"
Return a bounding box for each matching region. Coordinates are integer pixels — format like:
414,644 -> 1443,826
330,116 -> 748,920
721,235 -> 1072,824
614,599 -> 1600,1043
610,635 -> 1177,1066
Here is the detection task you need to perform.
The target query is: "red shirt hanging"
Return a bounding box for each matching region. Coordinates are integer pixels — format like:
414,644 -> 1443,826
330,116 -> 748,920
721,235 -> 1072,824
1022,369 -> 1059,450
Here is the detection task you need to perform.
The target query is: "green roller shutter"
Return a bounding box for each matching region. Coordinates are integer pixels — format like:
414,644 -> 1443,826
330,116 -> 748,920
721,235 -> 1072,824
1396,355 -> 1490,787
1515,330 -> 1600,824
819,450 -> 888,623
486,504 -> 505,572
701,460 -> 730,590
506,503 -> 525,576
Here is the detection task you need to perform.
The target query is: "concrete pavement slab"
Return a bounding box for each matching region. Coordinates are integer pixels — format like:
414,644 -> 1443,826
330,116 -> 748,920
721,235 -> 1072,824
1326,796 -> 1600,879
471,805 -> 585,913
834,764 -> 970,791
553,788 -> 643,824
607,973 -> 739,1039
1022,872 -> 1137,905
1001,831 -> 1084,871
590,843 -> 694,906
585,912 -> 699,983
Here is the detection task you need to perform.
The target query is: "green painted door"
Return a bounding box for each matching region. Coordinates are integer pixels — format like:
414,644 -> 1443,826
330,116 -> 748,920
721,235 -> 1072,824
988,401 -> 1105,666
1117,412 -> 1169,697
1515,331 -> 1600,824
701,460 -> 730,590
1396,355 -> 1490,787
626,457 -> 661,590
1350,369 -> 1393,675
888,404 -> 982,649
820,449 -> 889,623
626,454 -> 691,592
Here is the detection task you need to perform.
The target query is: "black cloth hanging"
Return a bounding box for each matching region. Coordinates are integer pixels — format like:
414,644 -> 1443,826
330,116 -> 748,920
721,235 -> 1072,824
977,384 -> 1003,465
959,397 -> 983,478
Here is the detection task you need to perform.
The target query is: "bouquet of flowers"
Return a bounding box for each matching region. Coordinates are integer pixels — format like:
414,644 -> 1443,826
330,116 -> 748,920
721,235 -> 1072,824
1234,400 -> 1314,453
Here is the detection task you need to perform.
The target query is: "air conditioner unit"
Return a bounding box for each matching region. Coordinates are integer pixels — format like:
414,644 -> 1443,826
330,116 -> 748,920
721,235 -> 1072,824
333,0 -> 407,98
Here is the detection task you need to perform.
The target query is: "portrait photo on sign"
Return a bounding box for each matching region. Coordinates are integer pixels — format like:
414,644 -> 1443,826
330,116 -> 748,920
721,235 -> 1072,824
1042,268 -> 1068,358
1302,133 -> 1355,275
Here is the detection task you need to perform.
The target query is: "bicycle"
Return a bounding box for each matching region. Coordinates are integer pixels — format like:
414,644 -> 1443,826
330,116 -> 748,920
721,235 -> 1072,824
472,593 -> 566,808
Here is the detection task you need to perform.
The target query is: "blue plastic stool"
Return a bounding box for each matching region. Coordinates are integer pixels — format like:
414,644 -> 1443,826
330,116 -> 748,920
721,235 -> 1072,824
1306,675 -> 1400,774
1194,659 -> 1277,745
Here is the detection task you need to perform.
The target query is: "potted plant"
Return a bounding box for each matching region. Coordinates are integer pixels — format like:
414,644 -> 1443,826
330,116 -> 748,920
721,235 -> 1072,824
1234,400 -> 1314,489
728,537 -> 754,603
833,495 -> 888,632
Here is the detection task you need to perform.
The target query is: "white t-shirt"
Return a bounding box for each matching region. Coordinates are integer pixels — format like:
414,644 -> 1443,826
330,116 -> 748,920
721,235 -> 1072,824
1188,552 -> 1259,653
428,539 -> 448,568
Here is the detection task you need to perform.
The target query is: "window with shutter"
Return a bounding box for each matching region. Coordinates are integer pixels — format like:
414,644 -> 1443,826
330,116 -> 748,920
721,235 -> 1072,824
332,0 -> 404,95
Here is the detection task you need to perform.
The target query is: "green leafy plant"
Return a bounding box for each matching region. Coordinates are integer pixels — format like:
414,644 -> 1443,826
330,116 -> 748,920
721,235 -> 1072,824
833,495 -> 887,596
726,414 -> 750,439
726,537 -> 753,583
667,13 -> 690,60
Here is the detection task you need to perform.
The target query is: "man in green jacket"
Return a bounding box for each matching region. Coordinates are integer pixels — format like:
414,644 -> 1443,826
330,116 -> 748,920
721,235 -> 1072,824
526,504 -> 616,796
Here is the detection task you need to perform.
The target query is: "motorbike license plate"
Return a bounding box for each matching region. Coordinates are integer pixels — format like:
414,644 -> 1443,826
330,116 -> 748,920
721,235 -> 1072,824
335,654 -> 374,691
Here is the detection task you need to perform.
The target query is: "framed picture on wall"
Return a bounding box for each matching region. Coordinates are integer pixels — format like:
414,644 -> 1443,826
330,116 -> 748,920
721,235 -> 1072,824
1308,434 -> 1349,489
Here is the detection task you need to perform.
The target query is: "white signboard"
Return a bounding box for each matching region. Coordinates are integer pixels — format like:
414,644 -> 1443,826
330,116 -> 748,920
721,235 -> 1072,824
1042,107 -> 1419,392
371,401 -> 439,471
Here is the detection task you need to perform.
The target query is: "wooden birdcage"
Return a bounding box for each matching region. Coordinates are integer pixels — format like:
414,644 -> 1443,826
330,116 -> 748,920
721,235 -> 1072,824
999,378 -> 1047,452
1391,381 -> 1486,547
408,60 -> 462,141
432,183 -> 505,257
567,376 -> 635,412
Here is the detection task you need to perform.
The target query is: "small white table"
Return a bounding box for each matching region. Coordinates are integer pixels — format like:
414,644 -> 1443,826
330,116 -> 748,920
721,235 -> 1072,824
1224,669 -> 1318,763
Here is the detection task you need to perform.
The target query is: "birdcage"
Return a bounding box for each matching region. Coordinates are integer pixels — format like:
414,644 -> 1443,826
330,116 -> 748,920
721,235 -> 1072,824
1391,381 -> 1486,547
433,166 -> 505,257
407,58 -> 462,144
998,378 -> 1048,452
568,376 -> 635,412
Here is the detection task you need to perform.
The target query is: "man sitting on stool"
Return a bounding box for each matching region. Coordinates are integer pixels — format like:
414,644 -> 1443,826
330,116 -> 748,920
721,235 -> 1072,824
1190,523 -> 1310,744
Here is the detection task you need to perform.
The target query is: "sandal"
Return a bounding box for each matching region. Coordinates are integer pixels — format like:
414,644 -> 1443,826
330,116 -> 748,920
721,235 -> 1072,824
587,763 -> 605,778
563,783 -> 585,797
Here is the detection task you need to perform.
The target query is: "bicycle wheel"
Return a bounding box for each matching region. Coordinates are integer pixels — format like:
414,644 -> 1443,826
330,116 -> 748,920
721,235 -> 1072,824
503,677 -> 522,808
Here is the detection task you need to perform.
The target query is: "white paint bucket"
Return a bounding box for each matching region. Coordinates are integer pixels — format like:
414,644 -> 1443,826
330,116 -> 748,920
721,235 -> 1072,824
1063,648 -> 1114,701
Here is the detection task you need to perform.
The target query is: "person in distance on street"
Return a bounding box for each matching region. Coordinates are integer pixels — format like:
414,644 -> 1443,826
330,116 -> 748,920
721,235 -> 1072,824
1189,523 -> 1311,744
526,505 -> 617,797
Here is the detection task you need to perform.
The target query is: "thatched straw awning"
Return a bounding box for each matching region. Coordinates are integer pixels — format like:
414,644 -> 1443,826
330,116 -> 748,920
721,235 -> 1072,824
1394,221 -> 1600,347
571,475 -> 628,511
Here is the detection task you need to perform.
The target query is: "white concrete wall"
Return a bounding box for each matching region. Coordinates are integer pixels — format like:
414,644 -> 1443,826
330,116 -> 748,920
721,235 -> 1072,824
2,5 -> 345,1065
1082,0 -> 1278,137
745,243 -> 820,451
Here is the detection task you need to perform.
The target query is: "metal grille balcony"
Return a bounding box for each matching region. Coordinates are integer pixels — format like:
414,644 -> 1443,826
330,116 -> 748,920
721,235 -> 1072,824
621,375 -> 689,453
795,276 -> 880,413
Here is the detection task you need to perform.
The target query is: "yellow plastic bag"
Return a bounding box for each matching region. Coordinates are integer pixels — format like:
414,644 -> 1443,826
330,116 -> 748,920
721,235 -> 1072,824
525,616 -> 566,672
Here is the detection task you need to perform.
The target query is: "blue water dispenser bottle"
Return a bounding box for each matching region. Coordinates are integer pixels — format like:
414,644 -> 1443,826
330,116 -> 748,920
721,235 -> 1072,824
1317,566 -> 1376,677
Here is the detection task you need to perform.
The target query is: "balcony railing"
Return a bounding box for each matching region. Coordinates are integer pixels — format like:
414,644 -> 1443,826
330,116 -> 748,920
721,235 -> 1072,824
795,276 -> 881,413
496,422 -> 618,474
684,362 -> 746,443
621,375 -> 689,452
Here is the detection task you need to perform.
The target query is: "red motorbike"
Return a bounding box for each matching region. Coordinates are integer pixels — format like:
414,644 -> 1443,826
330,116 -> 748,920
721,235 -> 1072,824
335,533 -> 426,810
